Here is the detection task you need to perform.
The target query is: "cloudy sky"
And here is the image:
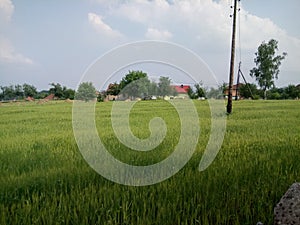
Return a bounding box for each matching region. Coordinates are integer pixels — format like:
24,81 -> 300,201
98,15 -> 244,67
0,0 -> 299,90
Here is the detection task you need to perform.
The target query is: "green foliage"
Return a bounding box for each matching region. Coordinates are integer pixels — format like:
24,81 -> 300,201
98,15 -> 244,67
148,80 -> 158,96
188,82 -> 206,99
49,83 -> 64,98
23,83 -> 37,98
264,85 -> 300,100
106,82 -> 120,96
158,76 -> 173,97
0,101 -> 300,225
119,71 -> 150,99
250,39 -> 287,99
195,82 -> 206,98
284,84 -> 300,99
62,87 -> 75,100
14,84 -> 24,99
120,70 -> 148,89
48,83 -> 75,99
239,83 -> 258,99
97,91 -> 106,102
0,85 -> 17,100
0,84 -> 37,100
187,86 -> 195,99
35,90 -> 49,99
206,86 -> 223,99
75,82 -> 97,102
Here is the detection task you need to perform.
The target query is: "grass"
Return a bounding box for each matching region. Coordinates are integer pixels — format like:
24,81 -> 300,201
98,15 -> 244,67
0,100 -> 300,225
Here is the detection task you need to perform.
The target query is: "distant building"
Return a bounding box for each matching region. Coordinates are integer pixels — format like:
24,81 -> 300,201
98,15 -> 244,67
171,85 -> 190,99
105,83 -> 119,101
224,83 -> 244,99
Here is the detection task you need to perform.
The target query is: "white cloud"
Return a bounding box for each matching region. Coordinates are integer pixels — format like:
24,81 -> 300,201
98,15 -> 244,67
93,0 -> 300,85
88,12 -> 122,38
0,0 -> 34,65
0,37 -> 34,65
145,27 -> 172,40
0,0 -> 14,21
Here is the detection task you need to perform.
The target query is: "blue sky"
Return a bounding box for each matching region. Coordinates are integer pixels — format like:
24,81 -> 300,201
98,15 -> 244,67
0,0 -> 299,90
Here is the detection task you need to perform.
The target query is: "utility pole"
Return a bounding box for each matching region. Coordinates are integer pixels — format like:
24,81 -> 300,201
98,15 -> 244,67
227,0 -> 239,114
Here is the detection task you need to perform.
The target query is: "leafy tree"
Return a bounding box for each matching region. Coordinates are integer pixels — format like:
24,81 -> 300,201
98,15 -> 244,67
148,80 -> 158,96
239,83 -> 258,99
120,71 -> 150,99
284,84 -> 300,99
194,82 -> 206,98
0,85 -> 15,100
120,70 -> 148,89
97,91 -> 107,102
250,39 -> 287,99
219,82 -> 227,98
36,90 -> 49,99
206,87 -> 219,99
23,83 -> 37,98
187,87 -> 196,99
106,82 -> 120,96
14,84 -> 24,99
188,82 -> 206,99
63,87 -> 75,100
158,76 -> 172,97
49,83 -> 63,98
75,82 -> 97,102
206,85 -> 224,99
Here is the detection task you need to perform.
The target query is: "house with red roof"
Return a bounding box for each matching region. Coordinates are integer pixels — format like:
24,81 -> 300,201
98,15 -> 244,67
171,85 -> 190,99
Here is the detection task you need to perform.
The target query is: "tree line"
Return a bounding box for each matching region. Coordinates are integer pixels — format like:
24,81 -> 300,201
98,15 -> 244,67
238,83 -> 300,100
187,81 -> 300,100
0,83 -> 75,101
103,70 -> 178,100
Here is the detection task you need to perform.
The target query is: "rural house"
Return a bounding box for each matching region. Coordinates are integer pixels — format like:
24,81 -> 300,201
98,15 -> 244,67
224,83 -> 244,99
171,85 -> 190,99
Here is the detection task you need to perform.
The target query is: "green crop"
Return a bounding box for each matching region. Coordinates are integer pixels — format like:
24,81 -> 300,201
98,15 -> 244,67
0,100 -> 299,225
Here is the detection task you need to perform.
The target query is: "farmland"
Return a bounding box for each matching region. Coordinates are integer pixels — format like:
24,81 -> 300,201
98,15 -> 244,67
0,100 -> 300,225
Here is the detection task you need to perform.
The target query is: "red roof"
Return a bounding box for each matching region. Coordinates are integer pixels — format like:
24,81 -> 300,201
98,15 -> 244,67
44,93 -> 55,100
25,96 -> 34,101
172,85 -> 190,94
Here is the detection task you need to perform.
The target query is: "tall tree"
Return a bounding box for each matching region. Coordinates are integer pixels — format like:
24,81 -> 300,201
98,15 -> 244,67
120,71 -> 150,99
194,82 -> 206,98
250,39 -> 287,99
14,85 -> 24,99
120,70 -> 148,89
148,80 -> 158,96
75,82 -> 97,102
23,83 -> 37,98
49,83 -> 63,98
63,87 -> 75,99
187,82 -> 206,99
157,76 -> 172,97
0,85 -> 15,100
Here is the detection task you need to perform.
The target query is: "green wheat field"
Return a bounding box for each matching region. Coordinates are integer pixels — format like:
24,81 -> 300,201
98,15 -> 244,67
1,100 -> 300,225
